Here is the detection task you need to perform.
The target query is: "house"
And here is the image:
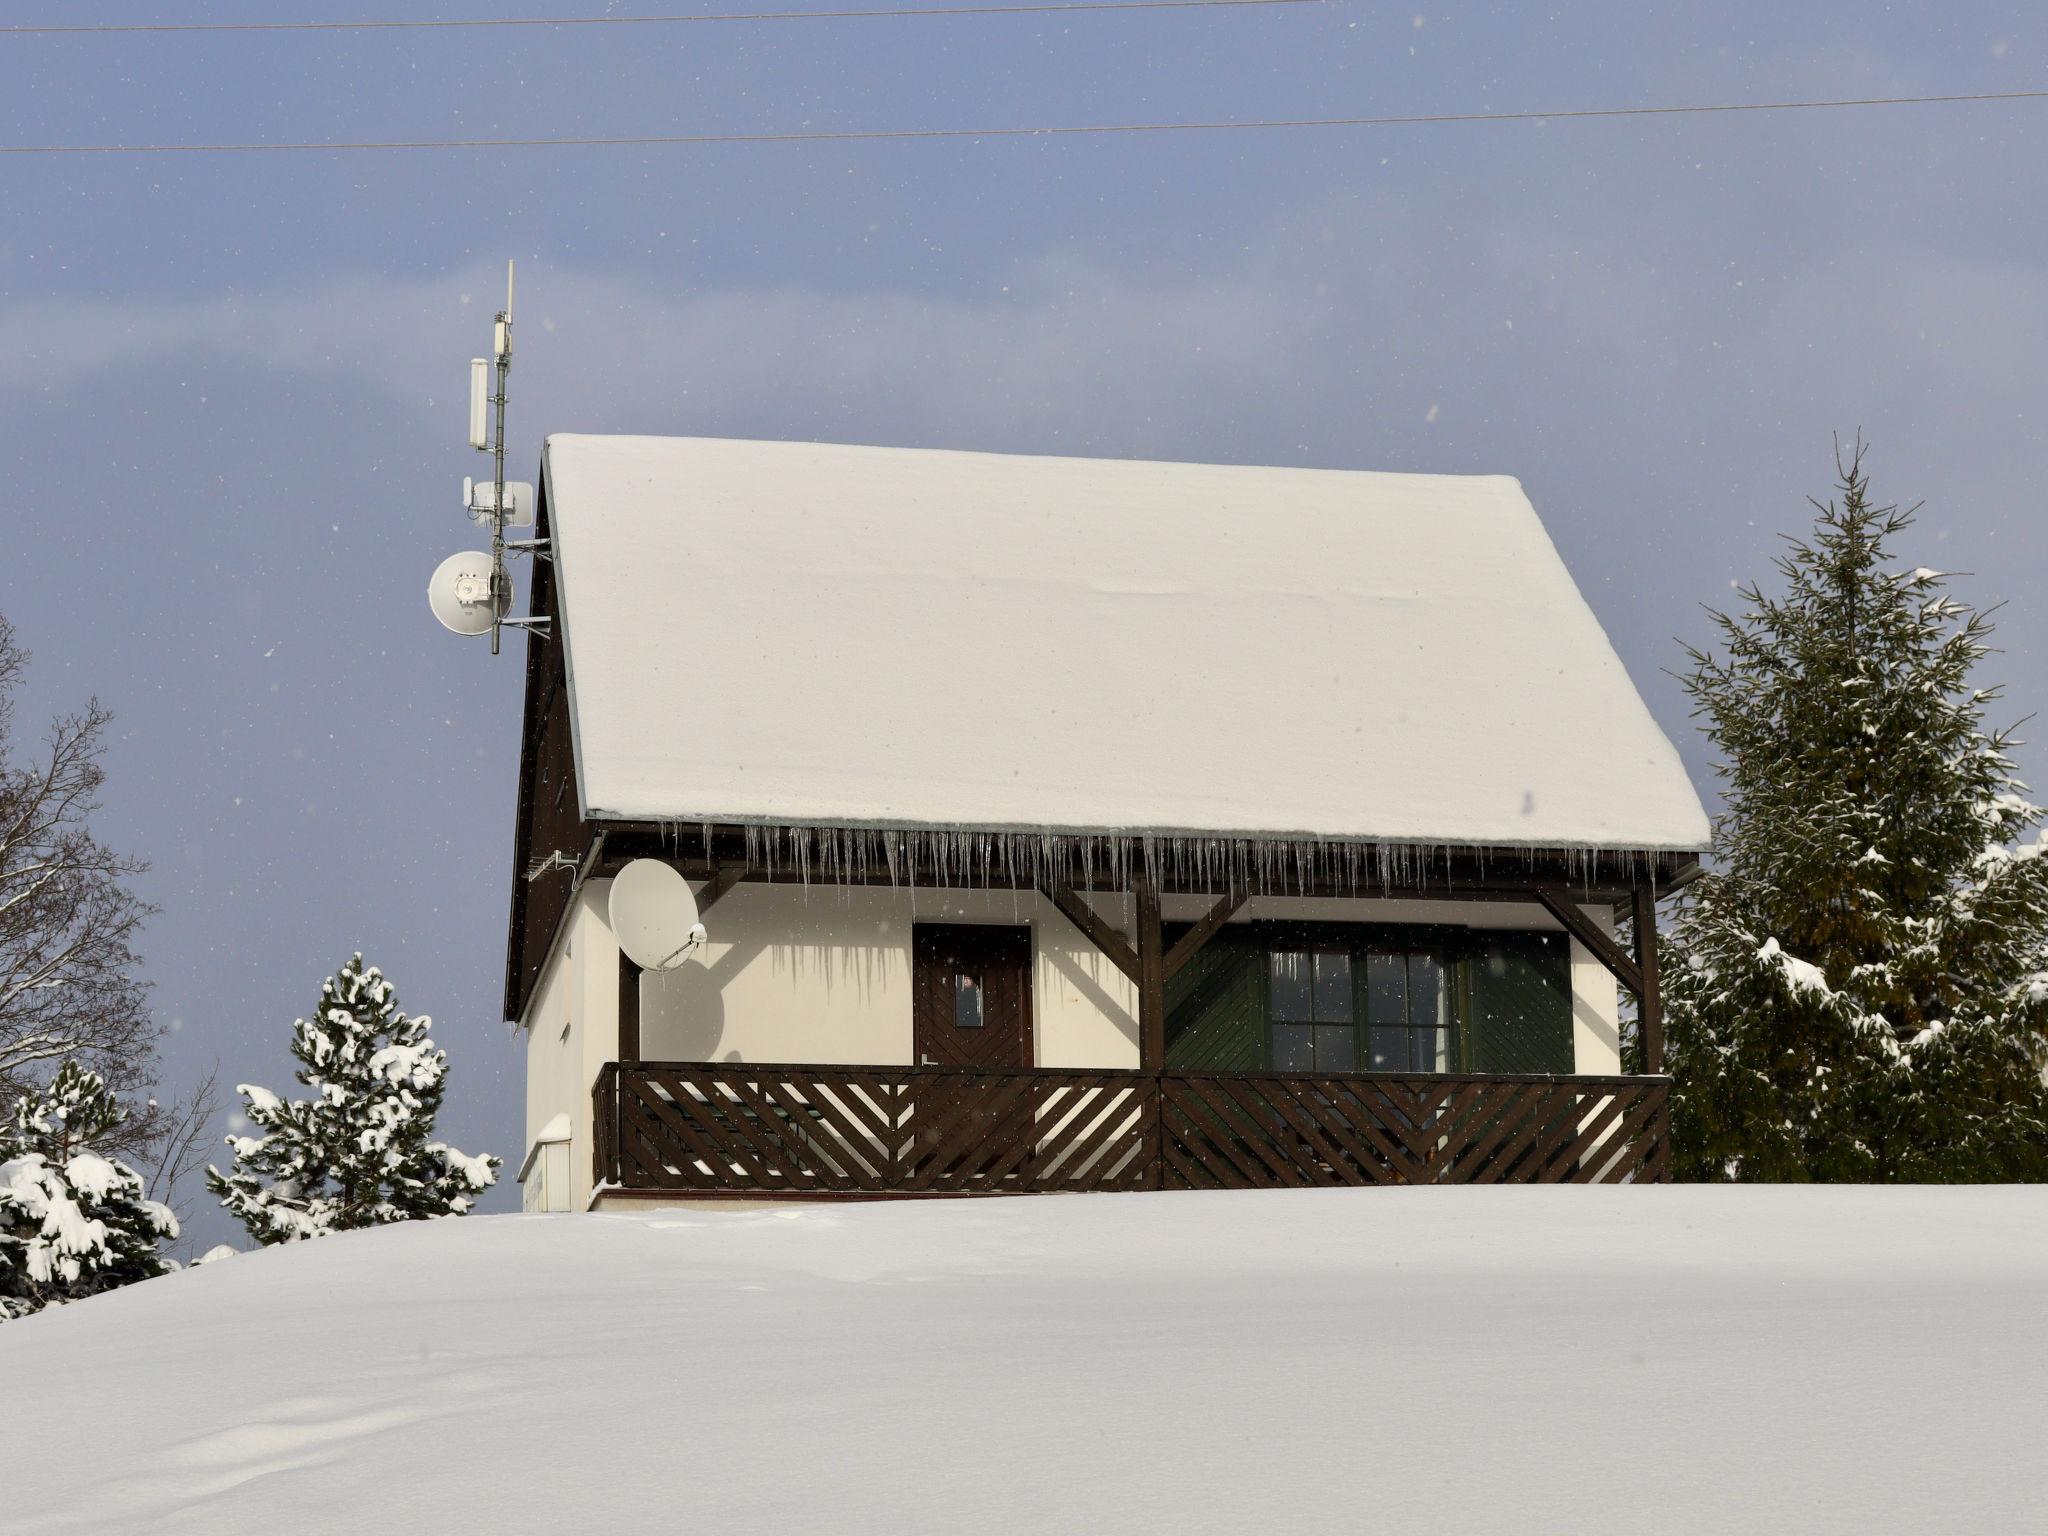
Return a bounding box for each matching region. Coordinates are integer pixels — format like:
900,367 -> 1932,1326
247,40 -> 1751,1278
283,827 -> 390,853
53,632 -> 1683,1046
505,435 -> 1710,1211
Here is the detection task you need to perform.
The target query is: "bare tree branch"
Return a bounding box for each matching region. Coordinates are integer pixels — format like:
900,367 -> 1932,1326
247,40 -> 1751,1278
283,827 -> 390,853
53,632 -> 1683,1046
138,1061 -> 223,1227
0,612 -> 161,1146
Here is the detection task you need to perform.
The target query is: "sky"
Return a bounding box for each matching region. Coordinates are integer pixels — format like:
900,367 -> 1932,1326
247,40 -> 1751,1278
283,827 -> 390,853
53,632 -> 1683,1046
3,1 -> 2045,1254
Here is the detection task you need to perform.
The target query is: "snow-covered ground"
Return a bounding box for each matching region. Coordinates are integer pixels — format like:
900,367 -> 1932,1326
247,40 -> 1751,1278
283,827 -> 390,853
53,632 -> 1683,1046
4,1187 -> 2043,1534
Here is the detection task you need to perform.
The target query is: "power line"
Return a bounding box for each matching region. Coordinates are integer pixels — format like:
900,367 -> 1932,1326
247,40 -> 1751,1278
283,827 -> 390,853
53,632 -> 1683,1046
4,0 -> 1325,36
3,87 -> 2042,155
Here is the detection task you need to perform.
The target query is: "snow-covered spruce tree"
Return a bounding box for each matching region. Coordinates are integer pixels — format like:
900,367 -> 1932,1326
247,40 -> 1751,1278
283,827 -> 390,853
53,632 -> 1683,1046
207,955 -> 498,1243
0,1060 -> 177,1321
1665,442 -> 2048,1182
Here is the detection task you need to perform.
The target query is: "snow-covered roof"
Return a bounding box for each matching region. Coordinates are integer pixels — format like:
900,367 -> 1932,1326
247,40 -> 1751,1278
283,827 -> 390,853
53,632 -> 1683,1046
542,435 -> 1709,852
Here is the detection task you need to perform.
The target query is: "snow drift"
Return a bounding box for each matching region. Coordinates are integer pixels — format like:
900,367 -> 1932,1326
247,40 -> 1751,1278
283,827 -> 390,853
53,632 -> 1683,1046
3,1187 -> 2042,1534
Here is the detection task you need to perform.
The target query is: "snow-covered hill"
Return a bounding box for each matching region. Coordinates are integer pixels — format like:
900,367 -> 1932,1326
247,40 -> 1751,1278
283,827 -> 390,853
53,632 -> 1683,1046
4,1187 -> 2043,1534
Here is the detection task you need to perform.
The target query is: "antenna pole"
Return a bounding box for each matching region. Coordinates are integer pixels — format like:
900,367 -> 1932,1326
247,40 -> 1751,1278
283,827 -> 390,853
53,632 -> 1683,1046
489,258 -> 514,655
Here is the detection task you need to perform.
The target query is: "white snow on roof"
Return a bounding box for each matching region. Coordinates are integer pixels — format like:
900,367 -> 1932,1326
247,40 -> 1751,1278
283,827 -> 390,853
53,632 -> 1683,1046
543,435 -> 1709,850
5,1189 -> 2042,1532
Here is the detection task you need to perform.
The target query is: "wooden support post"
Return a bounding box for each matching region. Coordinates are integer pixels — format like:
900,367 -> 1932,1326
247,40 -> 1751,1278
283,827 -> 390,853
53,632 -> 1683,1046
618,951 -> 643,1064
1632,881 -> 1664,1075
1534,887 -> 1645,1000
1134,871 -> 1166,1071
695,860 -> 748,916
1163,887 -> 1248,981
1040,881 -> 1142,984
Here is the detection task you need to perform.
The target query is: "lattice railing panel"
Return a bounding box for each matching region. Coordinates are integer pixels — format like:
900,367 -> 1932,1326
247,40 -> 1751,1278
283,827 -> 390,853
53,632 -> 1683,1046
596,1065 -> 1669,1195
600,1064 -> 1160,1196
1158,1073 -> 1669,1188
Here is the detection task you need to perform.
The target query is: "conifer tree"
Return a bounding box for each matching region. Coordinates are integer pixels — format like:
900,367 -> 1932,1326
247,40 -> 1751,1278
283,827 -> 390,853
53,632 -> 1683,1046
0,1060 -> 177,1321
1665,442 -> 2048,1181
207,955 -> 498,1244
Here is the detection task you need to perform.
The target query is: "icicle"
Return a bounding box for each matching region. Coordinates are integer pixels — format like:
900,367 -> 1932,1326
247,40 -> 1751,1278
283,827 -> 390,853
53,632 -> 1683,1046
694,821 -> 1668,912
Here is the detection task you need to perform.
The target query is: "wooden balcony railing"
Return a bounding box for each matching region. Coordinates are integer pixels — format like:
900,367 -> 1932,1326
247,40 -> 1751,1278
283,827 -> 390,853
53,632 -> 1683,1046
594,1062 -> 1671,1196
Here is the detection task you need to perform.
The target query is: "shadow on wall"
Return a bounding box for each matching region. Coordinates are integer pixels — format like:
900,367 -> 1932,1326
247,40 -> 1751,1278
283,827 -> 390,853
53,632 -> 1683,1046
636,931 -> 909,1060
1045,943 -> 1139,1053
639,961 -> 727,1059
1572,987 -> 1622,1066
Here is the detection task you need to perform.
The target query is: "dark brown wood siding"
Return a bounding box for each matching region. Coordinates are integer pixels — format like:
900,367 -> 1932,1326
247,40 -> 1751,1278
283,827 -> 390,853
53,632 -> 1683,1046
502,481 -> 591,1024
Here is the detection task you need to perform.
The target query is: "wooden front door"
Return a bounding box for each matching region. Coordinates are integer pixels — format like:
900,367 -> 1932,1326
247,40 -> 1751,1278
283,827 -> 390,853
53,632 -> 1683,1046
912,924 -> 1034,1069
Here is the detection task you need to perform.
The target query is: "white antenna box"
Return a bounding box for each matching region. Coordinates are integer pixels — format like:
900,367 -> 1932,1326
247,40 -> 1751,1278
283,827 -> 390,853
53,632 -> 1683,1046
464,477 -> 535,528
468,358 -> 489,451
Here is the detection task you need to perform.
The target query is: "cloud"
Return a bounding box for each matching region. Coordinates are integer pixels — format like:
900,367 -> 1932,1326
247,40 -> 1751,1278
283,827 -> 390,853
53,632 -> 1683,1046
8,168 -> 2043,492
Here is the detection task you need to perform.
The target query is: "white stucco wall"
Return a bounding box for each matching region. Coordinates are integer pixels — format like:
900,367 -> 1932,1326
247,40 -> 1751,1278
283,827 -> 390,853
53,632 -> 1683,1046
634,884 -> 1140,1069
520,878 -> 1632,1206
521,883 -> 623,1214
1567,906 -> 1626,1075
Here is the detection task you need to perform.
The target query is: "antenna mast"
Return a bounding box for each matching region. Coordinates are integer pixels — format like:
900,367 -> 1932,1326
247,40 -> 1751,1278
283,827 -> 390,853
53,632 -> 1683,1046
428,260 -> 546,645
488,260 -> 514,655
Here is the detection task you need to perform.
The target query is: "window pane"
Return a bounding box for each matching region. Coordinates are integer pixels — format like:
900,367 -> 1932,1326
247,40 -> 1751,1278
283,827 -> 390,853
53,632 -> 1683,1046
1314,1024 -> 1356,1073
953,973 -> 984,1030
1369,1025 -> 1408,1071
1312,952 -> 1353,1023
1269,951 -> 1312,1022
1419,1026 -> 1450,1073
1408,955 -> 1447,1030
1273,1023 -> 1314,1072
1366,953 -> 1407,1026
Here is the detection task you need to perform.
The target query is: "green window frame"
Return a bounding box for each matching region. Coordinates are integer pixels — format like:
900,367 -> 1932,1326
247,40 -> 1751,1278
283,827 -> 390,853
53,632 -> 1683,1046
1163,921 -> 1573,1075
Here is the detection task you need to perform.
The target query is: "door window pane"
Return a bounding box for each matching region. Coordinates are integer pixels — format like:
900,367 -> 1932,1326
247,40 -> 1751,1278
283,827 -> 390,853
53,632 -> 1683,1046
1313,1024 -> 1357,1072
1408,955 -> 1447,1031
1366,953 -> 1408,1027
1312,952 -> 1353,1022
953,972 -> 984,1030
1272,1023 -> 1314,1072
1273,950 -> 1355,1069
1363,954 -> 1453,1071
1269,952 -> 1312,1022
1411,955 -> 1450,1070
1270,938 -> 1464,1075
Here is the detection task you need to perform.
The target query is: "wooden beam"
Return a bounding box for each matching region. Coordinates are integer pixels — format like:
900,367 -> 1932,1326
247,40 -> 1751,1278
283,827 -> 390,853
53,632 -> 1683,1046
1633,881 -> 1664,1074
1134,873 -> 1166,1071
618,951 -> 642,1064
1533,887 -> 1644,1000
1163,888 -> 1249,981
1040,883 -> 1141,984
695,861 -> 748,916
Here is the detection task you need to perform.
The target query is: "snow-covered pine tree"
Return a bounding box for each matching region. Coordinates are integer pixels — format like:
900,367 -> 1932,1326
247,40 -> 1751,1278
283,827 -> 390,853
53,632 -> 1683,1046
1665,442 -> 2048,1182
0,1060 -> 177,1321
206,955 -> 498,1244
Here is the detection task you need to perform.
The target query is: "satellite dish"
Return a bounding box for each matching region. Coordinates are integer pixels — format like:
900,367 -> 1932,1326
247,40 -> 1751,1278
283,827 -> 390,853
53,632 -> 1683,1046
427,550 -> 509,637
610,859 -> 707,970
